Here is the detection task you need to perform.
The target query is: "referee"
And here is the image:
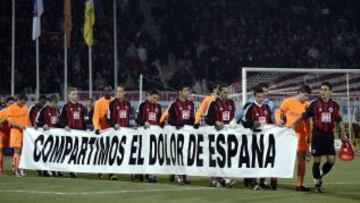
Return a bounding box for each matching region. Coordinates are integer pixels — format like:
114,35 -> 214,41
292,82 -> 347,193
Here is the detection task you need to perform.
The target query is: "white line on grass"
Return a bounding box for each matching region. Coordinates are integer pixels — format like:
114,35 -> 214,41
281,181 -> 360,188
0,186 -> 214,196
0,182 -> 51,188
324,181 -> 360,185
0,181 -> 359,196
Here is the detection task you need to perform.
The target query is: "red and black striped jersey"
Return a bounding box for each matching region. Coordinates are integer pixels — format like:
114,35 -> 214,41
205,98 -> 235,125
135,100 -> 162,126
303,98 -> 342,132
106,98 -> 132,127
168,99 -> 195,126
243,102 -> 272,125
58,102 -> 86,130
29,103 -> 43,126
36,106 -> 60,127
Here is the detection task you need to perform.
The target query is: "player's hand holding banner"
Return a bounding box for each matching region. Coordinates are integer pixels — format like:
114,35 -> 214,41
20,125 -> 298,178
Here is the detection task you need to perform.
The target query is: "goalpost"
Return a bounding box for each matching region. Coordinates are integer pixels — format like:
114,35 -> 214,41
232,67 -> 360,150
137,68 -> 360,151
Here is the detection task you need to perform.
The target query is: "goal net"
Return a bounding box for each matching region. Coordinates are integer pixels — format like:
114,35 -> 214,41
230,67 -> 360,151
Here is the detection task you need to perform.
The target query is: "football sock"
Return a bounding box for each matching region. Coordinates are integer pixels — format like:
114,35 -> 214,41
0,152 -> 3,173
312,162 -> 321,182
13,153 -> 20,172
297,158 -> 306,186
321,162 -> 333,177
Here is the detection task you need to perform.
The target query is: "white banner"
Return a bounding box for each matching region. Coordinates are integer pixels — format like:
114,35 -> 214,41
20,125 -> 297,178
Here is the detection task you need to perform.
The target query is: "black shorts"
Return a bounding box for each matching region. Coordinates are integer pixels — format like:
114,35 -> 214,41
311,128 -> 335,157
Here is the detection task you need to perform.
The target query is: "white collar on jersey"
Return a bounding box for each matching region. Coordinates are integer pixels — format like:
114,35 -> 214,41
254,100 -> 264,107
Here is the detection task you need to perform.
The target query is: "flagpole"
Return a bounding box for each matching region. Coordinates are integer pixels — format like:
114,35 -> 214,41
89,46 -> 93,99
64,32 -> 68,102
113,0 -> 118,90
11,0 -> 15,96
139,74 -> 143,104
36,38 -> 40,99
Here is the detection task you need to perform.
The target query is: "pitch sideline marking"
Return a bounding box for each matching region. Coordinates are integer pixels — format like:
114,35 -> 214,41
0,181 -> 359,196
0,186 -> 213,195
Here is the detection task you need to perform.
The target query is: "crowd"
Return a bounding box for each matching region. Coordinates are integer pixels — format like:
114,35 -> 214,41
152,0 -> 360,84
0,0 -> 359,97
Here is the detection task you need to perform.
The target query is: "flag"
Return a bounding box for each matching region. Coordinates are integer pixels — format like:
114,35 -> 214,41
64,0 -> 72,47
83,0 -> 95,47
32,0 -> 44,40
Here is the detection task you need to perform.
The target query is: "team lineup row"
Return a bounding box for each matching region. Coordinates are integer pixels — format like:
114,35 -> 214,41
0,81 -> 347,192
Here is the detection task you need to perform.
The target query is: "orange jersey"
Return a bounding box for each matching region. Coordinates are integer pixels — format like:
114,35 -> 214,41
194,94 -> 217,125
275,96 -> 310,151
0,108 -> 10,131
92,96 -> 112,130
6,103 -> 29,148
0,108 -> 10,148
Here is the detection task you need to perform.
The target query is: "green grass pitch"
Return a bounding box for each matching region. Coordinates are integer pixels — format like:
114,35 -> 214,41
0,155 -> 359,203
